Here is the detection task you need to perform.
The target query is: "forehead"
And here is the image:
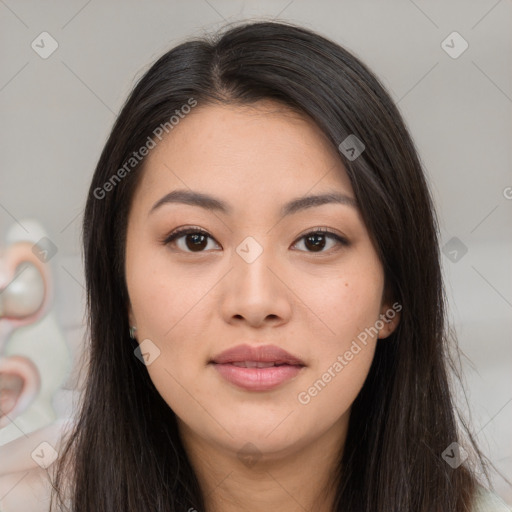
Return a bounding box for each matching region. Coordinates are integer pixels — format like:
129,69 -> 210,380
133,101 -> 353,210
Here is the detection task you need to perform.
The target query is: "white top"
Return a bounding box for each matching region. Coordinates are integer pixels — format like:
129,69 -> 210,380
473,486 -> 512,512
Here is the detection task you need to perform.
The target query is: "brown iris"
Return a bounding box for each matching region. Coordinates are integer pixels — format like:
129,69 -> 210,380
185,233 -> 209,251
303,233 -> 327,252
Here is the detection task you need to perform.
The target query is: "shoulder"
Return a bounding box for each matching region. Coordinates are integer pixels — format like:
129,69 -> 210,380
472,485 -> 511,512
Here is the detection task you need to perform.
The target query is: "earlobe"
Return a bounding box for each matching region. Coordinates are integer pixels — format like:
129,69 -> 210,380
127,304 -> 138,340
127,304 -> 135,328
377,301 -> 401,339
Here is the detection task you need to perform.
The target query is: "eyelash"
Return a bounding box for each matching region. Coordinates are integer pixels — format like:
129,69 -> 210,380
161,226 -> 349,254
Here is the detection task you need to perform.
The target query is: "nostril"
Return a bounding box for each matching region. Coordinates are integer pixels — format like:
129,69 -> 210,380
0,262 -> 45,319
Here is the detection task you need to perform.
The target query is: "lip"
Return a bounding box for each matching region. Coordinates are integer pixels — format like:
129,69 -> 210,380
210,344 -> 305,392
211,344 -> 305,365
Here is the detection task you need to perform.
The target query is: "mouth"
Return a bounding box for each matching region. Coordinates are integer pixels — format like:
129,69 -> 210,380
209,344 -> 305,391
210,343 -> 305,366
229,361 -> 296,368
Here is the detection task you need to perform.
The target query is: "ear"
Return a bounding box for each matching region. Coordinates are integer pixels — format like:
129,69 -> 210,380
377,300 -> 402,339
127,302 -> 136,328
0,356 -> 41,429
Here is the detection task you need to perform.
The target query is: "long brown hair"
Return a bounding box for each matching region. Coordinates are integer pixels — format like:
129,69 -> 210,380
51,20 -> 490,511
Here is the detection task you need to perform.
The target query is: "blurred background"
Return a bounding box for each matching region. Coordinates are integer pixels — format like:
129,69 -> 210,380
0,0 -> 511,507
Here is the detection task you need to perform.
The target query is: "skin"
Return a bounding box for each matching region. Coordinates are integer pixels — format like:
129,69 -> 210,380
126,100 -> 400,512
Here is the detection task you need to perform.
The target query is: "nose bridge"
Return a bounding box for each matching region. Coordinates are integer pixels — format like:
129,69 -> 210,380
220,234 -> 291,325
233,234 -> 279,295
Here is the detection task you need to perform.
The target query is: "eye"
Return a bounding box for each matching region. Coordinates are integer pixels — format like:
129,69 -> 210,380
292,228 -> 349,253
162,227 -> 220,253
161,226 -> 349,254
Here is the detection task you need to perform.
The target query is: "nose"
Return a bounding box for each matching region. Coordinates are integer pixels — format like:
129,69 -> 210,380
220,242 -> 292,328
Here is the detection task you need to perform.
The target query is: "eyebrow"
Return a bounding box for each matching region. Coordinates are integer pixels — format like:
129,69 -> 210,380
149,189 -> 357,218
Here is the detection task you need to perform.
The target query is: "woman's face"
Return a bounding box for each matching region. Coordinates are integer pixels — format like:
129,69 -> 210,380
125,101 -> 399,460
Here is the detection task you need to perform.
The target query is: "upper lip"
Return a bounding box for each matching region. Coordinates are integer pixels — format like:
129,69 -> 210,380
210,344 -> 305,366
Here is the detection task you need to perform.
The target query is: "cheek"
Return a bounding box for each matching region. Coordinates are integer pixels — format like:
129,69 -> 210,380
126,243 -> 214,341
295,339 -> 376,430
293,257 -> 383,409
299,262 -> 384,352
126,250 -> 216,397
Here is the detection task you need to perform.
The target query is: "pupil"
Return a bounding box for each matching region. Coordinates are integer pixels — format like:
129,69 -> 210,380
305,234 -> 325,252
186,233 -> 207,251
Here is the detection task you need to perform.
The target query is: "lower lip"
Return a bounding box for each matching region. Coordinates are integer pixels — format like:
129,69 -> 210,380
211,363 -> 304,391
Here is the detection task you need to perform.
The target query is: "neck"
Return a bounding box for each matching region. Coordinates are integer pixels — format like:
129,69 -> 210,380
178,415 -> 348,512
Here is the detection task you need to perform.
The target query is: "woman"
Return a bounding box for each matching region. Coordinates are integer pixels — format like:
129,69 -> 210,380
49,20 -> 508,512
